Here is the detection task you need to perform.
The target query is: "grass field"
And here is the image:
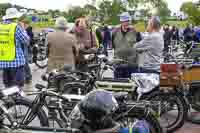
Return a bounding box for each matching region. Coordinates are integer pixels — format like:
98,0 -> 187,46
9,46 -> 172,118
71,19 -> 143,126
134,20 -> 189,32
134,21 -> 146,32
166,20 -> 189,28
32,21 -> 54,28
32,20 -> 189,32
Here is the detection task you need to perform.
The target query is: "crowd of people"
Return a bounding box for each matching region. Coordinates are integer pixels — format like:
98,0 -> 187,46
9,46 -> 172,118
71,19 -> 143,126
3,7 -> 199,89
163,23 -> 200,53
0,8 -> 166,88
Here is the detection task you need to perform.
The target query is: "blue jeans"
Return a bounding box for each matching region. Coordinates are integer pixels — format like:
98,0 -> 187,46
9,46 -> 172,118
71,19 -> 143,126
3,66 -> 25,87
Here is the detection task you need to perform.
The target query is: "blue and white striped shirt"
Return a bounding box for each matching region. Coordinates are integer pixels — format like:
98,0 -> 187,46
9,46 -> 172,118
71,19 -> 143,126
0,21 -> 30,68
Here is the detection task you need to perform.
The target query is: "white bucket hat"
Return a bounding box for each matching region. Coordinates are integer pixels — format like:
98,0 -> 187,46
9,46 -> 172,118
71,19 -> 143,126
3,8 -> 23,20
55,16 -> 68,29
2,16 -> 6,21
119,12 -> 132,22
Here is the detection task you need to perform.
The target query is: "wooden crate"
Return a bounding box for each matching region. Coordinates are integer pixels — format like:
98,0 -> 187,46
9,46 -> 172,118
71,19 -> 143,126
160,73 -> 181,87
182,65 -> 200,83
160,64 -> 182,87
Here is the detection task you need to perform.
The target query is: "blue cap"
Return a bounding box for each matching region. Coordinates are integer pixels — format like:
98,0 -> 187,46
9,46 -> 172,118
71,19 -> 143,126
119,12 -> 132,22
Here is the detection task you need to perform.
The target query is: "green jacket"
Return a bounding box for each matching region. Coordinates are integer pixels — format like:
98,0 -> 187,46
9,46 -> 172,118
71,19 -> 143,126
112,27 -> 137,63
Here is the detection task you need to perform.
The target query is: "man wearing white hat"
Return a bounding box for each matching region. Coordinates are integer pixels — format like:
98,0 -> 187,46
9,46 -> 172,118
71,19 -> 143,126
112,12 -> 138,78
0,8 -> 30,88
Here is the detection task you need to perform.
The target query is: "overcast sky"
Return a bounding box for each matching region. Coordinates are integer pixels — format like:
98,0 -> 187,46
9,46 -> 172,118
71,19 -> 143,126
0,0 -> 197,12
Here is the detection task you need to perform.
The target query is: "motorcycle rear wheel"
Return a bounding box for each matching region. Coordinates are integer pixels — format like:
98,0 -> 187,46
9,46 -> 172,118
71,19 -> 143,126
115,106 -> 163,133
145,92 -> 186,133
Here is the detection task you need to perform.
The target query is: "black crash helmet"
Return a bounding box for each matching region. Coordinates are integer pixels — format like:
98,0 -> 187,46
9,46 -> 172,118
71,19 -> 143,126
78,89 -> 118,121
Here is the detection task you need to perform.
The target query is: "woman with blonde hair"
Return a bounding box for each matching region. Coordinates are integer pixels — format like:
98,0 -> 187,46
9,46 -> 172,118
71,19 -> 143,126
73,17 -> 98,71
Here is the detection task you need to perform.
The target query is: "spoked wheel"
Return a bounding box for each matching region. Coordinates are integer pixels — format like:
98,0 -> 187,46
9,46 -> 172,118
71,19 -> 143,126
115,106 -> 163,133
3,96 -> 49,128
146,92 -> 186,133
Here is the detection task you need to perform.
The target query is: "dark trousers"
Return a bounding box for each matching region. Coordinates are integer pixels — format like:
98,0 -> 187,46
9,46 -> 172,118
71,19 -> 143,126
164,41 -> 170,53
24,63 -> 32,81
103,43 -> 108,56
3,66 -> 25,88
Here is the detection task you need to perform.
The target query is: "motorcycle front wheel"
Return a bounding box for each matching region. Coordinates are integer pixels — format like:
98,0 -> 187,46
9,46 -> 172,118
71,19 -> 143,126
4,96 -> 49,128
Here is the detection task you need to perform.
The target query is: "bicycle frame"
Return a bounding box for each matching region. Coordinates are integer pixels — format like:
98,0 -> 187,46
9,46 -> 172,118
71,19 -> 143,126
20,89 -> 75,128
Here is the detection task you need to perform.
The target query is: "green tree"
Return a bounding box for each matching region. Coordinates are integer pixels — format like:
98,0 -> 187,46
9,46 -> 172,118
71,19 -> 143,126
127,0 -> 165,9
66,6 -> 87,22
155,1 -> 171,21
96,0 -> 170,24
64,0 -> 170,24
48,9 -> 54,18
181,2 -> 200,25
0,3 -> 12,19
84,4 -> 97,15
54,9 -> 61,17
98,0 -> 125,24
61,11 -> 68,19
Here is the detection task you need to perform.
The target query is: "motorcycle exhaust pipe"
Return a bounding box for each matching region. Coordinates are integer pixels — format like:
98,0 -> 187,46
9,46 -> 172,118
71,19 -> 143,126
19,125 -> 80,132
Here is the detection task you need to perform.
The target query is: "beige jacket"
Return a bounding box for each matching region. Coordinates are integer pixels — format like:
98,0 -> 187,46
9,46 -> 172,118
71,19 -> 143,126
47,30 -> 78,72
